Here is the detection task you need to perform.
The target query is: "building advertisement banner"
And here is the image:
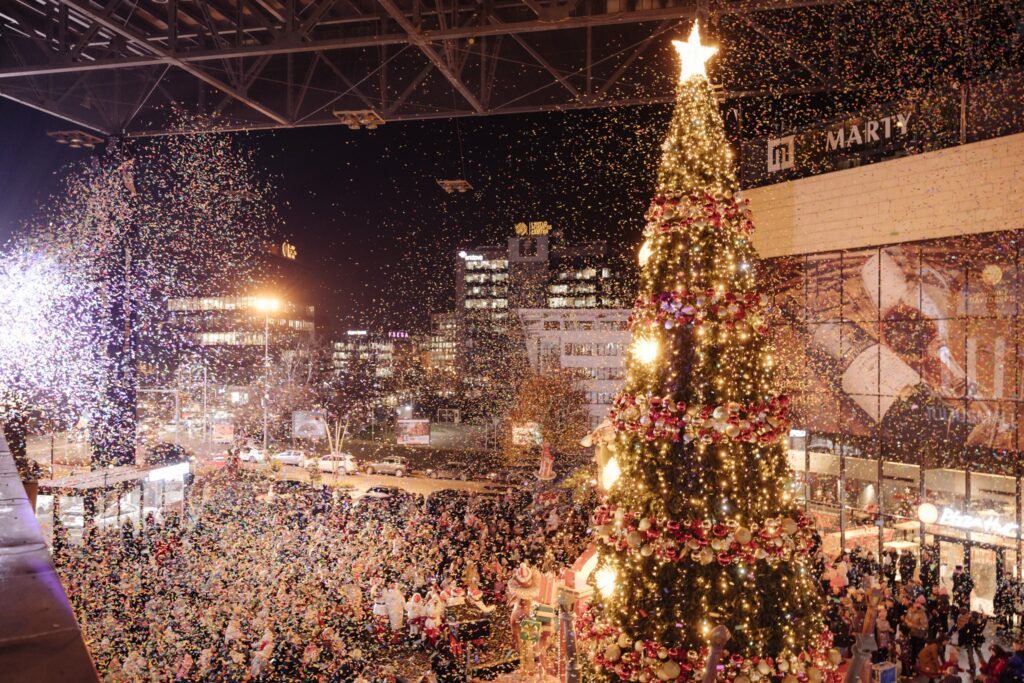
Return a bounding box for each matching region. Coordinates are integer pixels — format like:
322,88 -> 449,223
292,410 -> 329,441
739,87 -> 960,188
512,422 -> 542,447
766,231 -> 1023,477
396,419 -> 430,445
211,422 -> 234,444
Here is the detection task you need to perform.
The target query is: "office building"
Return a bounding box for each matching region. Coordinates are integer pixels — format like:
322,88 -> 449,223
427,312 -> 458,373
518,308 -> 631,428
455,222 -> 628,380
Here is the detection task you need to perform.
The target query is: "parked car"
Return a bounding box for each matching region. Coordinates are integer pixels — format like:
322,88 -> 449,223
364,456 -> 408,477
238,447 -> 265,463
427,460 -> 470,480
494,465 -> 536,487
145,442 -> 191,466
362,486 -> 398,500
271,450 -> 307,466
307,452 -> 357,474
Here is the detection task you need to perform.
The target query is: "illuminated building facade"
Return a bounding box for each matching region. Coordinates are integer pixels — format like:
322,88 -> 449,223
744,120 -> 1024,613
518,308 -> 631,428
164,240 -> 317,384
427,312 -> 458,373
454,222 -> 627,382
331,330 -> 409,379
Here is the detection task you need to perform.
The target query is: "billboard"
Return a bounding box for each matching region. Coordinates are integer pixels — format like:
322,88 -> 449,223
765,232 -> 1024,475
511,422 -> 542,447
292,410 -> 328,441
396,419 -> 430,445
211,422 -> 234,444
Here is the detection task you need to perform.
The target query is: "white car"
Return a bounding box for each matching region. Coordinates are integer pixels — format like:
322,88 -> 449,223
239,447 -> 265,463
271,450 -> 306,466
307,453 -> 357,474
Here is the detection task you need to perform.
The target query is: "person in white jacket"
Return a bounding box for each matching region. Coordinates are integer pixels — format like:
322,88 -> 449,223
407,593 -> 425,639
385,583 -> 407,632
250,627 -> 275,678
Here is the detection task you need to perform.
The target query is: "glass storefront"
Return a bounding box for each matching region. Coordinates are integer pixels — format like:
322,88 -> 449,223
35,462 -> 189,546
770,233 -> 1024,614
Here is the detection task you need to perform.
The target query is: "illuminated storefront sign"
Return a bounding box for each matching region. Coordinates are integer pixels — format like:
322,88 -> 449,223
825,112 -> 912,152
938,507 -> 1019,537
514,221 -> 551,236
458,251 -> 484,261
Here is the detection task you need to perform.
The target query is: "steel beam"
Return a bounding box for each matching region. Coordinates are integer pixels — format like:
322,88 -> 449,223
598,19 -> 674,96
376,0 -> 484,113
0,3 -> 720,79
120,83 -> 833,136
492,16 -> 580,98
734,14 -> 829,85
53,0 -> 289,125
0,0 -> 857,80
0,87 -> 111,134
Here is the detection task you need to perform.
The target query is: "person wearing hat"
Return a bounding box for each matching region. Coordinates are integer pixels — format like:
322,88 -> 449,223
384,582 -> 406,637
424,590 -> 445,647
507,563 -> 541,648
916,634 -> 947,683
406,593 -> 426,640
905,597 -> 930,674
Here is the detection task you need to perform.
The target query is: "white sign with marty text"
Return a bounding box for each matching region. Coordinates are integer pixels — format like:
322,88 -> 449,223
826,112 -> 912,152
939,507 -> 1019,538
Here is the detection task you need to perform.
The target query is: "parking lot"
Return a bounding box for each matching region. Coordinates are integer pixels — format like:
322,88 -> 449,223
224,460 -> 503,499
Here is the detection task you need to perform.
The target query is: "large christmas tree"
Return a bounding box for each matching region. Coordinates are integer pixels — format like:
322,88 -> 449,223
582,23 -> 835,683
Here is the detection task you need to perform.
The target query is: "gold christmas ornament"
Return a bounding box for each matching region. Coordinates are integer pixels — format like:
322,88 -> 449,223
655,660 -> 682,681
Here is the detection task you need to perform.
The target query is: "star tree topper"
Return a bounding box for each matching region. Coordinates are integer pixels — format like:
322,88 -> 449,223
672,20 -> 718,81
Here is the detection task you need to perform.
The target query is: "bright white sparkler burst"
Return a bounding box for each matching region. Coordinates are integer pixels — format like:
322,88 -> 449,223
0,250 -> 104,421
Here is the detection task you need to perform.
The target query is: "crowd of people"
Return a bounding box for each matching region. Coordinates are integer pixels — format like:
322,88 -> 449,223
820,545 -> 1024,683
55,468 -> 595,682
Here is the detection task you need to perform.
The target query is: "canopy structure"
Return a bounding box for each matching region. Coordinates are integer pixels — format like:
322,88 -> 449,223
0,0 -> 848,135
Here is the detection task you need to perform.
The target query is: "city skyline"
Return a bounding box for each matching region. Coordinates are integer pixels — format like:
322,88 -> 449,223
0,98 -> 658,333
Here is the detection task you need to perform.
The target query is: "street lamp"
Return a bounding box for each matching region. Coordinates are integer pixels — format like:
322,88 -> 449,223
252,296 -> 281,456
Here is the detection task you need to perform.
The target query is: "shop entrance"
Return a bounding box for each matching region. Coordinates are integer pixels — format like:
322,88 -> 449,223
935,536 -> 1015,614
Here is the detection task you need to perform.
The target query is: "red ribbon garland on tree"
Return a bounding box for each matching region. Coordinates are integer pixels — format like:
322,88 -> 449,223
629,289 -> 768,334
645,191 -> 756,237
609,394 -> 790,445
577,607 -> 841,683
593,504 -> 816,568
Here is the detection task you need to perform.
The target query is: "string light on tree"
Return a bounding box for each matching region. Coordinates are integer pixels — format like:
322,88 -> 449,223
595,565 -> 618,599
580,18 -> 837,683
601,455 -> 621,490
632,336 -> 660,365
639,240 -> 653,266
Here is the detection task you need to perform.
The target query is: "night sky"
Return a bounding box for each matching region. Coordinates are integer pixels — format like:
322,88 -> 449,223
0,96 -> 666,332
